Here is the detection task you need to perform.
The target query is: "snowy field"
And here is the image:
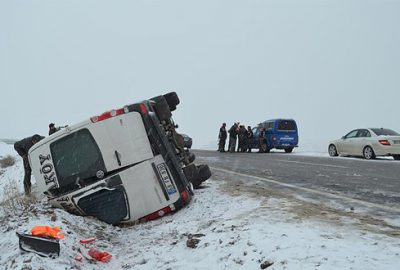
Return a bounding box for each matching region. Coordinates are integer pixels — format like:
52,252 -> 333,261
1,142 -> 399,270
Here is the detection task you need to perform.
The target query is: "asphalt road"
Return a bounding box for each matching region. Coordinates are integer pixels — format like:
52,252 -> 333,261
194,150 -> 400,214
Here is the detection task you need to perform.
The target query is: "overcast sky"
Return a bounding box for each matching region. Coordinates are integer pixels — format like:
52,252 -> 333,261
1,0 -> 399,151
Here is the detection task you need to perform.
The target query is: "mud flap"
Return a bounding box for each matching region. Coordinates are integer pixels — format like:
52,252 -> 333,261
16,232 -> 60,257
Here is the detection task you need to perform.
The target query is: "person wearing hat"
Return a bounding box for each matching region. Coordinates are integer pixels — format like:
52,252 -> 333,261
14,134 -> 45,195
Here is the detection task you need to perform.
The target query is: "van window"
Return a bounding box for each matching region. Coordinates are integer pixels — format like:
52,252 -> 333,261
277,120 -> 296,131
265,122 -> 274,130
50,129 -> 106,188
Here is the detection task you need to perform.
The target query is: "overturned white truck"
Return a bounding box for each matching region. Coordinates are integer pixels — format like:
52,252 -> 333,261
29,92 -> 211,224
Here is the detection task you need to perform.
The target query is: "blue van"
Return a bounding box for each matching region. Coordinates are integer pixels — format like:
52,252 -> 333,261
252,119 -> 299,153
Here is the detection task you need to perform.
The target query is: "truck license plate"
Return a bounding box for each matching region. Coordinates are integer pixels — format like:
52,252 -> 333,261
156,164 -> 177,195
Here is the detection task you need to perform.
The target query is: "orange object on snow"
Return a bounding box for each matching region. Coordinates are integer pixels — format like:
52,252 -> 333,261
31,226 -> 65,240
79,237 -> 96,244
88,248 -> 112,263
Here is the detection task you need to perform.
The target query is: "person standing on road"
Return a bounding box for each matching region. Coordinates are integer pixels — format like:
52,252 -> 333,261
14,134 -> 45,195
258,127 -> 267,153
218,123 -> 227,152
247,126 -> 254,153
228,122 -> 239,153
238,125 -> 247,152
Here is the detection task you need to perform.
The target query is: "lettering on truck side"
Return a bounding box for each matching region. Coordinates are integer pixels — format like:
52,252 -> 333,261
55,196 -> 81,215
39,154 -> 58,189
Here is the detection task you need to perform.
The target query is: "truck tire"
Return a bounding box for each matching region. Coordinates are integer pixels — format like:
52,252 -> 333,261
192,164 -> 212,189
187,151 -> 196,163
284,147 -> 293,153
164,92 -> 180,111
183,164 -> 199,184
151,96 -> 172,121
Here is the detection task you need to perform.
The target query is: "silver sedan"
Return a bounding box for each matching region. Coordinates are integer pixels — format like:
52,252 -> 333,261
328,128 -> 400,160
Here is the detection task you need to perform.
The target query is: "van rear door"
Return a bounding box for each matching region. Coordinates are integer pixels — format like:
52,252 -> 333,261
275,120 -> 299,147
118,155 -> 180,221
55,154 -> 181,224
88,111 -> 153,172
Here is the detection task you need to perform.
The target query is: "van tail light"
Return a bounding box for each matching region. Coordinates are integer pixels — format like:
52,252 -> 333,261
139,103 -> 148,114
379,140 -> 391,146
141,206 -> 172,222
181,190 -> 190,204
91,108 -> 125,123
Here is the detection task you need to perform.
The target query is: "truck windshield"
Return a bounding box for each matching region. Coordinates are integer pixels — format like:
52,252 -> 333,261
278,120 -> 297,131
50,128 -> 106,188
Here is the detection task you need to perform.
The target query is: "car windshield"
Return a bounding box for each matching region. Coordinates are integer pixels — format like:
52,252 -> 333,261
50,128 -> 106,188
278,120 -> 296,131
370,128 -> 400,136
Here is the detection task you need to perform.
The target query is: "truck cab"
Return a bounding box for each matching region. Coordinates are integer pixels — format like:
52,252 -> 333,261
29,93 -> 211,224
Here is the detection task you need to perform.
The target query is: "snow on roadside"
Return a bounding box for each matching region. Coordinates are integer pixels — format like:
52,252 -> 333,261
0,142 -> 27,200
1,142 -> 399,269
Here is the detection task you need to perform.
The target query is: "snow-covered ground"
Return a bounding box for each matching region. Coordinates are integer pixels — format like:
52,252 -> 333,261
1,142 -> 399,269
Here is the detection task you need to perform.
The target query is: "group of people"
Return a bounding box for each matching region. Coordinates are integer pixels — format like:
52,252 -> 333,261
218,122 -> 267,153
13,123 -> 66,195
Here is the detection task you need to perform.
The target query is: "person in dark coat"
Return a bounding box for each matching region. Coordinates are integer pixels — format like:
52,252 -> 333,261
258,127 -> 267,153
49,123 -> 68,136
247,126 -> 254,153
48,123 -> 58,135
218,123 -> 227,152
14,134 -> 45,195
238,125 -> 248,152
228,122 -> 239,152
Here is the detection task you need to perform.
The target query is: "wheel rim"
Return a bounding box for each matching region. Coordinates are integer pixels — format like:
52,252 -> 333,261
329,145 -> 336,156
364,147 -> 373,159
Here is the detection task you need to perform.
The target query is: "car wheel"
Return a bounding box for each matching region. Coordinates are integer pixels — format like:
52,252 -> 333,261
328,144 -> 338,157
363,146 -> 376,160
393,155 -> 400,161
284,147 -> 293,153
164,92 -> 180,111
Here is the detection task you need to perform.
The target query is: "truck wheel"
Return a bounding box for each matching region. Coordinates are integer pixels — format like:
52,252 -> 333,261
183,163 -> 199,184
284,148 -> 293,153
151,96 -> 172,121
187,152 -> 196,163
164,92 -> 180,111
192,164 -> 212,189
